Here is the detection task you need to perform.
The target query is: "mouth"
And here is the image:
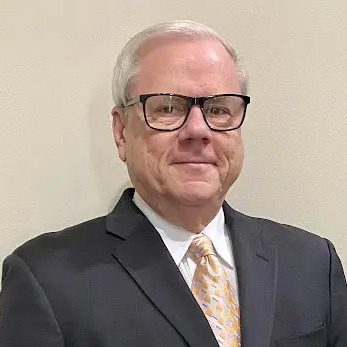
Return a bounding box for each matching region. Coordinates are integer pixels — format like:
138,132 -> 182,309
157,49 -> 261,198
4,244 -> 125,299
172,161 -> 217,167
174,161 -> 214,164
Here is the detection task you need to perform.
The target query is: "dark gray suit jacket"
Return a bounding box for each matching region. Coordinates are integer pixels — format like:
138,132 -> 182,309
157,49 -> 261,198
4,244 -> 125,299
1,188 -> 346,346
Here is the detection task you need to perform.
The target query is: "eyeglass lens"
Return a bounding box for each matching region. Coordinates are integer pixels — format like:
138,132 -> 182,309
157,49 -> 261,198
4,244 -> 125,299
145,95 -> 246,130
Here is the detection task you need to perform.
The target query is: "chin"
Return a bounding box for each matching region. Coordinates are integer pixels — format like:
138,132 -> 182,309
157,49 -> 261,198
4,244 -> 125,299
171,182 -> 222,206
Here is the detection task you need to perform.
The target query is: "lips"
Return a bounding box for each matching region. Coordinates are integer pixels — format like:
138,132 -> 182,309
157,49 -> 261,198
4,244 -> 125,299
172,160 -> 216,166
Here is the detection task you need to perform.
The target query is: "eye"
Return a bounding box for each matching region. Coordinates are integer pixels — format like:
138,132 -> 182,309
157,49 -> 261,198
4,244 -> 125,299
161,105 -> 175,113
207,106 -> 230,116
155,103 -> 185,115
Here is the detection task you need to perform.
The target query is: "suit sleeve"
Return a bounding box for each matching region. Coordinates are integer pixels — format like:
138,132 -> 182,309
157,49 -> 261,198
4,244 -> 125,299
0,253 -> 64,347
326,239 -> 347,346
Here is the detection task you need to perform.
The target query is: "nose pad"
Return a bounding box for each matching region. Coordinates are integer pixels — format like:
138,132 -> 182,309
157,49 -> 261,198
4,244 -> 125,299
178,106 -> 212,142
184,105 -> 209,128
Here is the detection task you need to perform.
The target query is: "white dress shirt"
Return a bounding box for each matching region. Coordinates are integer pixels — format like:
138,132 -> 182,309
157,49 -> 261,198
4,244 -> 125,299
133,192 -> 239,299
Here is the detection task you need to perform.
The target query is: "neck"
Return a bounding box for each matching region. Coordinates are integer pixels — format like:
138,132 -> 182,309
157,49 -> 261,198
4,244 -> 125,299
136,191 -> 224,233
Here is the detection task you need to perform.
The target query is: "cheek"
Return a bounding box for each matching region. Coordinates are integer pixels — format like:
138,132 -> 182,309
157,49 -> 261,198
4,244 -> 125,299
219,135 -> 244,177
125,130 -> 171,184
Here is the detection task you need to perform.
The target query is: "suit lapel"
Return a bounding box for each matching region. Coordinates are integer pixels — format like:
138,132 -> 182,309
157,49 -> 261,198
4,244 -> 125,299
106,189 -> 219,347
224,204 -> 278,347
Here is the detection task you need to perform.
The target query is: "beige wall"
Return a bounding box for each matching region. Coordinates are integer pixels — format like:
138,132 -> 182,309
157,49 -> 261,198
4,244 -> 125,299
1,0 -> 346,278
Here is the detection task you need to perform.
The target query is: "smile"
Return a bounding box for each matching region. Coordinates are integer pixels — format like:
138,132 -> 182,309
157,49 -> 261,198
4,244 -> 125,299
173,162 -> 216,165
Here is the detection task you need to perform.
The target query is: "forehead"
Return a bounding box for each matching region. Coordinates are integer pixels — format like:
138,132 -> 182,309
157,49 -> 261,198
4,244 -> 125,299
130,37 -> 241,96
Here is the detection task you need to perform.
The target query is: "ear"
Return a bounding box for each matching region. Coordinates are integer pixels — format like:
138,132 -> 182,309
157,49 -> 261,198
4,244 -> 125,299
111,106 -> 127,162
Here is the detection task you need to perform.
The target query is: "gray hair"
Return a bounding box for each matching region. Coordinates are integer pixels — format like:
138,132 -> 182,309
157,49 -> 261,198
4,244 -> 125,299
112,20 -> 248,107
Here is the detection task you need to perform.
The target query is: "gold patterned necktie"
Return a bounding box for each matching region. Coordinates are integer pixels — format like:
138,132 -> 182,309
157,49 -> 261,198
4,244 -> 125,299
189,234 -> 241,346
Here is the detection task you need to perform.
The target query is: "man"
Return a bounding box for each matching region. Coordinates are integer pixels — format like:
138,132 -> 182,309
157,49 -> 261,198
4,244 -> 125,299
0,20 -> 346,347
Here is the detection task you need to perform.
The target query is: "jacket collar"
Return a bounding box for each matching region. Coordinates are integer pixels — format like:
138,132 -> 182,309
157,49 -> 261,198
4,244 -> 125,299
223,204 -> 278,347
106,188 -> 219,347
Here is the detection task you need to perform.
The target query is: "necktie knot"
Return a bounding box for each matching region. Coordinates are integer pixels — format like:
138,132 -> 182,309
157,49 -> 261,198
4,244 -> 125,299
189,234 -> 216,261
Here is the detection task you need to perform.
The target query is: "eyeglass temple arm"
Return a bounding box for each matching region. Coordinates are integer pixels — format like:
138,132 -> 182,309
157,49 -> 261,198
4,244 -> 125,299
124,96 -> 141,108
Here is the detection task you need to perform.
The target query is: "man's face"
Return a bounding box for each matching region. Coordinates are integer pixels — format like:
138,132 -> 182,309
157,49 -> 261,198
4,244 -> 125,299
113,37 -> 244,210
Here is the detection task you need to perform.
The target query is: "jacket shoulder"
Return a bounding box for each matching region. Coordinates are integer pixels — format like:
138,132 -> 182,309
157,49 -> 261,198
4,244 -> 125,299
227,206 -> 330,257
12,216 -> 108,270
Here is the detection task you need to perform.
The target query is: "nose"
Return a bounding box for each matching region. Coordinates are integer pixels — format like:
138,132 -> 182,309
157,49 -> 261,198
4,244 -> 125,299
178,106 -> 212,144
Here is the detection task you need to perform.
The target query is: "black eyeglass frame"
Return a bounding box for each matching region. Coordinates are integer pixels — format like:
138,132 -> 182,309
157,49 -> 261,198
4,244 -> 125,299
124,93 -> 251,132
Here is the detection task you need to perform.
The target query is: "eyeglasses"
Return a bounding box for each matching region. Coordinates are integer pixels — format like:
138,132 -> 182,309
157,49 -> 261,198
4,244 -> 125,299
124,93 -> 250,131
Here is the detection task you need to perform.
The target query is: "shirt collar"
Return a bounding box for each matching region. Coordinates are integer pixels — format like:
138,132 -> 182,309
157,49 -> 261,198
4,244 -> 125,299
133,191 -> 232,268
